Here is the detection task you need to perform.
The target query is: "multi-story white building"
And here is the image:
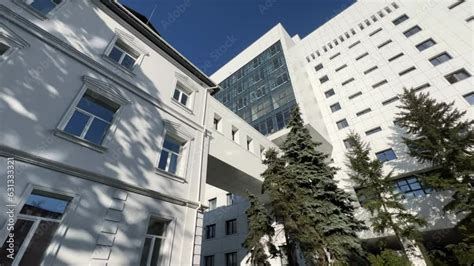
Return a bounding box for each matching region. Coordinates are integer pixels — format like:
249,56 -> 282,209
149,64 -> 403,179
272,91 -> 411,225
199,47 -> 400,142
204,0 -> 473,264
0,0 -> 278,265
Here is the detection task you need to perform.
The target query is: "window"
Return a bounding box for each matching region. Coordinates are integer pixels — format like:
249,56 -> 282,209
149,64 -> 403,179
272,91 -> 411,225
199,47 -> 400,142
348,40 -> 361,49
463,92 -> 474,105
365,127 -> 382,135
392,2 -> 399,8
372,79 -> 388,89
0,42 -> 10,56
208,198 -> 216,211
62,90 -> 119,145
382,96 -> 399,105
403,26 -> 422,37
328,43 -> 333,49
377,39 -> 392,49
392,14 -> 409,25
356,108 -> 371,116
342,78 -> 355,86
107,39 -> 140,69
213,115 -> 221,132
140,218 -> 169,266
359,23 -> 364,30
343,138 -> 354,149
324,89 -> 335,98
204,255 -> 215,266
334,39 -> 338,46
311,53 -> 315,60
205,224 -> 216,239
384,6 -> 392,13
351,28 -> 356,35
225,252 -> 237,266
329,52 -> 341,60
388,52 -> 404,62
413,83 -> 430,92
369,28 -> 382,37
0,190 -> 71,265
445,69 -> 471,84
226,193 -> 234,206
316,50 -> 320,56
364,66 -> 378,74
399,66 -> 416,76
394,176 -> 432,198
237,97 -> 248,110
225,219 -> 237,235
231,126 -> 239,143
466,16 -> 474,22
319,75 -> 329,84
335,64 -> 347,72
158,135 -> 184,175
173,85 -> 191,107
315,63 -> 323,71
375,148 -> 397,162
365,19 -> 371,26
416,39 -> 436,51
345,32 -> 350,38
336,119 -> 349,130
245,137 -> 254,152
323,46 -> 327,52
348,91 -> 362,99
378,10 -> 385,18
356,52 -> 369,61
330,103 -> 341,113
429,52 -> 452,66
26,0 -> 63,16
448,0 -> 466,9
339,35 -> 344,42
371,15 -> 378,22
306,57 -> 310,63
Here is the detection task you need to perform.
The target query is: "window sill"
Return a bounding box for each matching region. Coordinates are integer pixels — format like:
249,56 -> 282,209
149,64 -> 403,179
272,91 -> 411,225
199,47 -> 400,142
154,168 -> 187,183
102,55 -> 136,78
170,98 -> 194,115
54,129 -> 107,153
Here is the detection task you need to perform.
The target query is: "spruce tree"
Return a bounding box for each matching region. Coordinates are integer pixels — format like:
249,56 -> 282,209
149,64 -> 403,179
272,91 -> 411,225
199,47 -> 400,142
243,193 -> 277,265
258,107 -> 365,265
394,88 -> 474,263
345,132 -> 426,259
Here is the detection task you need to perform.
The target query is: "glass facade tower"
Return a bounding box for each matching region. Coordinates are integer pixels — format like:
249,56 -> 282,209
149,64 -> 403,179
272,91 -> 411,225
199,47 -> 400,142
213,41 -> 297,135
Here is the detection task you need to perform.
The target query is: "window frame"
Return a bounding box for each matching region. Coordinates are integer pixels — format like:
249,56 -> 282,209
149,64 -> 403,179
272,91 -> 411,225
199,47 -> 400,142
208,198 -> 217,211
156,133 -> 190,179
0,184 -> 79,265
416,38 -> 437,51
172,83 -> 194,111
139,214 -> 175,266
103,31 -> 147,74
463,92 -> 474,105
0,23 -> 29,64
403,25 -> 422,38
13,0 -> 68,20
205,224 -> 216,239
429,52 -> 452,66
225,219 -> 237,235
56,76 -> 129,152
445,68 -> 471,84
375,148 -> 397,162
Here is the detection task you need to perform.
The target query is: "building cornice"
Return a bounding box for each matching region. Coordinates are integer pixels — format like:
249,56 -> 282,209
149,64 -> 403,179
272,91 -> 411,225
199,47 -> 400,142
0,145 -> 201,209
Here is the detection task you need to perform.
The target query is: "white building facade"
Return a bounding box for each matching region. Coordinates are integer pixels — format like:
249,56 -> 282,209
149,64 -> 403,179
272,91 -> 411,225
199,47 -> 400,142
204,0 -> 473,264
0,0 -> 277,265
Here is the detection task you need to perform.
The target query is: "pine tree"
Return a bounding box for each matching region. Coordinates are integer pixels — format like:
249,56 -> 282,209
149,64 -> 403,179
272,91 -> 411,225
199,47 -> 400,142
243,193 -> 277,265
258,107 -> 366,265
394,88 -> 473,214
394,88 -> 474,263
345,132 -> 426,259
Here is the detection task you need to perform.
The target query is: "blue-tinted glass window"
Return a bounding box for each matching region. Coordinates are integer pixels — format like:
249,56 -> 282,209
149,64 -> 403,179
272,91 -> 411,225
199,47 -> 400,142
29,0 -> 62,15
64,90 -> 119,145
158,136 -> 183,175
394,176 -> 432,198
463,92 -> 474,105
213,41 -> 297,136
375,148 -> 397,162
20,191 -> 70,219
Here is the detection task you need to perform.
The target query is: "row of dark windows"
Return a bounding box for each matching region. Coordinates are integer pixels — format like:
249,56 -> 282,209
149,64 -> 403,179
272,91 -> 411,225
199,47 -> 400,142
204,252 -> 237,266
205,219 -> 237,239
306,2 -> 400,62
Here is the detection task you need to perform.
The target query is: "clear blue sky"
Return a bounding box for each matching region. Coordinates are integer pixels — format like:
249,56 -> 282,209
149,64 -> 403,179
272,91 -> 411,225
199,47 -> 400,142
120,0 -> 356,75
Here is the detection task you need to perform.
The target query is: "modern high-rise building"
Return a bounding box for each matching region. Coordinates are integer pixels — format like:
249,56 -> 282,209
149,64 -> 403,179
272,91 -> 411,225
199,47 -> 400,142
203,0 -> 473,265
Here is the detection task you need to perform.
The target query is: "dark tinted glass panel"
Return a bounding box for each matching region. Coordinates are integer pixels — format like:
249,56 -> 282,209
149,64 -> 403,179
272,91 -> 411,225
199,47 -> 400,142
108,46 -> 123,63
150,238 -> 162,265
140,237 -> 152,266
19,221 -> 59,265
147,220 -> 167,236
29,0 -> 61,15
84,118 -> 109,144
121,54 -> 136,69
77,93 -> 118,122
0,42 -> 9,55
0,219 -> 34,266
163,137 -> 181,153
64,111 -> 89,137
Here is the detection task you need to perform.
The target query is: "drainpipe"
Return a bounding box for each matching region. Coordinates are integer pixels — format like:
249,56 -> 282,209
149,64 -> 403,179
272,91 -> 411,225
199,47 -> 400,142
190,85 -> 219,266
